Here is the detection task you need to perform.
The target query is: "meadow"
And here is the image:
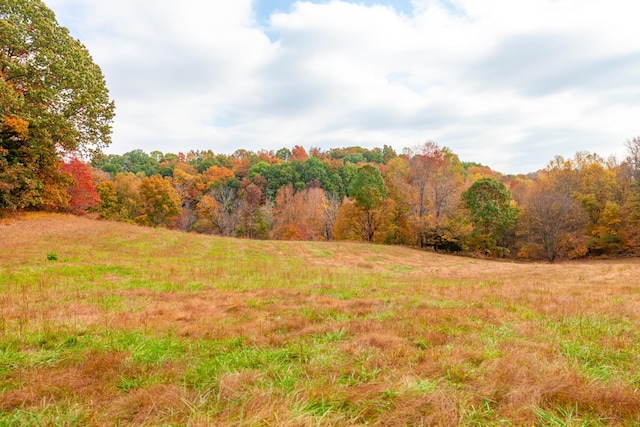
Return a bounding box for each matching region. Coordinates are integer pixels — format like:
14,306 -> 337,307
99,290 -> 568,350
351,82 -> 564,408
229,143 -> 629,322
1,213 -> 640,426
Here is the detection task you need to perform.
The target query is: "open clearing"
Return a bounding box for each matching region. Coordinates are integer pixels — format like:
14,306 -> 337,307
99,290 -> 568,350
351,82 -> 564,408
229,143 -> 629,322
1,213 -> 640,425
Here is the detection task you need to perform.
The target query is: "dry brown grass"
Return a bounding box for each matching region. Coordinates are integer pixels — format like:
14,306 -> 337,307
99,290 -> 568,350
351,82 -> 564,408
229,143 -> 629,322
2,213 -> 640,425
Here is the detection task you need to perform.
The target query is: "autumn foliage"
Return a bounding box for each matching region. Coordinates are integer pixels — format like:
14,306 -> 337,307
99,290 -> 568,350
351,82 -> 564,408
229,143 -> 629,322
5,133 -> 640,262
1,0 -> 114,213
60,158 -> 100,215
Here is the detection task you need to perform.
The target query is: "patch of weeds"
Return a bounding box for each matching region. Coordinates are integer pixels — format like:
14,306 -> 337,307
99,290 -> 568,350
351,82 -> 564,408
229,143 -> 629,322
479,279 -> 499,287
432,279 -> 473,287
382,388 -> 398,399
246,299 -> 275,308
263,366 -> 303,391
46,252 -> 58,261
444,363 -> 473,385
130,337 -> 186,365
534,405 -> 607,426
357,262 -> 374,269
184,340 -> 311,390
338,365 -> 383,386
117,375 -> 143,392
94,331 -> 186,365
312,287 -> 359,300
438,324 -> 472,337
0,333 -> 95,378
482,347 -> 501,361
369,311 -> 394,321
548,315 -> 639,382
310,329 -> 347,344
28,330 -> 88,351
117,372 -> 167,392
95,294 -> 126,312
388,265 -> 415,272
1,403 -> 89,426
308,246 -> 333,258
413,338 -> 431,350
120,277 -> 203,293
407,378 -> 440,393
480,324 -> 516,344
561,340 -> 632,382
182,281 -> 205,292
462,398 -> 503,426
548,315 -> 635,340
425,299 -> 472,309
0,344 -> 28,376
302,395 -> 354,418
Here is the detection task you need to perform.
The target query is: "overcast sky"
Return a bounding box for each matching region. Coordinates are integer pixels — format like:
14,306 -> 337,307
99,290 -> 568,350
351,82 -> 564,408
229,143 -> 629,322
45,0 -> 640,173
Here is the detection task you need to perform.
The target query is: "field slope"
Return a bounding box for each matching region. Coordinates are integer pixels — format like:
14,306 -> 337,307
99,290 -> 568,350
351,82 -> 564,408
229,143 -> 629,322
1,213 -> 640,426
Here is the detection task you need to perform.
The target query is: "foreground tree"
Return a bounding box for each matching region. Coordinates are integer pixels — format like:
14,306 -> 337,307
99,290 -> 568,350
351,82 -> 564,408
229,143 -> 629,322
0,0 -> 114,212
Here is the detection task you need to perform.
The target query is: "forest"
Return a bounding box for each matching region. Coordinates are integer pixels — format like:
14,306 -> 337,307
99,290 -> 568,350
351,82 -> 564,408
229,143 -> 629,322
9,138 -> 635,263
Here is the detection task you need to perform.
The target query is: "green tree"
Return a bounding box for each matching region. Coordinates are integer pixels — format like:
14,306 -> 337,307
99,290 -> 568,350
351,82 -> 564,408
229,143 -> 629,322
349,164 -> 387,210
0,0 -> 114,212
121,149 -> 159,176
275,147 -> 291,161
345,164 -> 389,242
463,177 -> 518,255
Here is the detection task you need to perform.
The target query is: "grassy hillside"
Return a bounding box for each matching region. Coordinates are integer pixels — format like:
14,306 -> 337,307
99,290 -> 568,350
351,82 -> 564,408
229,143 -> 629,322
1,213 -> 640,426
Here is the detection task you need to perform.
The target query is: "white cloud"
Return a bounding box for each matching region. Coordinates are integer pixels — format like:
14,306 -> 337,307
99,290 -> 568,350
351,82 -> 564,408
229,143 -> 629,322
44,0 -> 640,173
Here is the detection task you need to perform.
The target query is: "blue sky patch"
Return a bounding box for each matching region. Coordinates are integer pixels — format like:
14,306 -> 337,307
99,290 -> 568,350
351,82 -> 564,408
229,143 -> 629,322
253,0 -> 416,24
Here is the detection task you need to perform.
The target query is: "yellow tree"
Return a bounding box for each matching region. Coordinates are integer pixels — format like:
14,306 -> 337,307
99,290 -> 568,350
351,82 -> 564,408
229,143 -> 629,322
96,180 -> 118,220
138,175 -> 181,227
172,163 -> 205,230
406,142 -> 466,250
382,157 -> 413,244
547,152 -> 624,255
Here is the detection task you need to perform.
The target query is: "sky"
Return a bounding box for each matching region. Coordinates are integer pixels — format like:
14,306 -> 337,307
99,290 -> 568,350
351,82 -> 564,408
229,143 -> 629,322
44,0 -> 640,174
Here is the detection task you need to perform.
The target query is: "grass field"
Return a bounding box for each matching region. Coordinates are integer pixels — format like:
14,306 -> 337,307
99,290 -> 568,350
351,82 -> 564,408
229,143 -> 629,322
1,213 -> 640,426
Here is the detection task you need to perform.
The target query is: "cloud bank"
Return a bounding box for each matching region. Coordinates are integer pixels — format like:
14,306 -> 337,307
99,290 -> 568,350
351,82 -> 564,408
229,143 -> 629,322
45,0 -> 640,173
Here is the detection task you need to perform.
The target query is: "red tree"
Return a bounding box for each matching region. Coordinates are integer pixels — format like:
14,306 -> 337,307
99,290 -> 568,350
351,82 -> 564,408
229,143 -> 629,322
60,157 -> 100,215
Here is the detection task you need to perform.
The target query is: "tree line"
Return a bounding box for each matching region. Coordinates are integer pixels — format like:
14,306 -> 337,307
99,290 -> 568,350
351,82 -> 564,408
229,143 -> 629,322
34,139 -> 639,263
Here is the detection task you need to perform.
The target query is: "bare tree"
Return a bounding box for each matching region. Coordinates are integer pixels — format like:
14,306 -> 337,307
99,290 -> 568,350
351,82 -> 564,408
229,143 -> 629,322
625,137 -> 640,182
517,188 -> 587,262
